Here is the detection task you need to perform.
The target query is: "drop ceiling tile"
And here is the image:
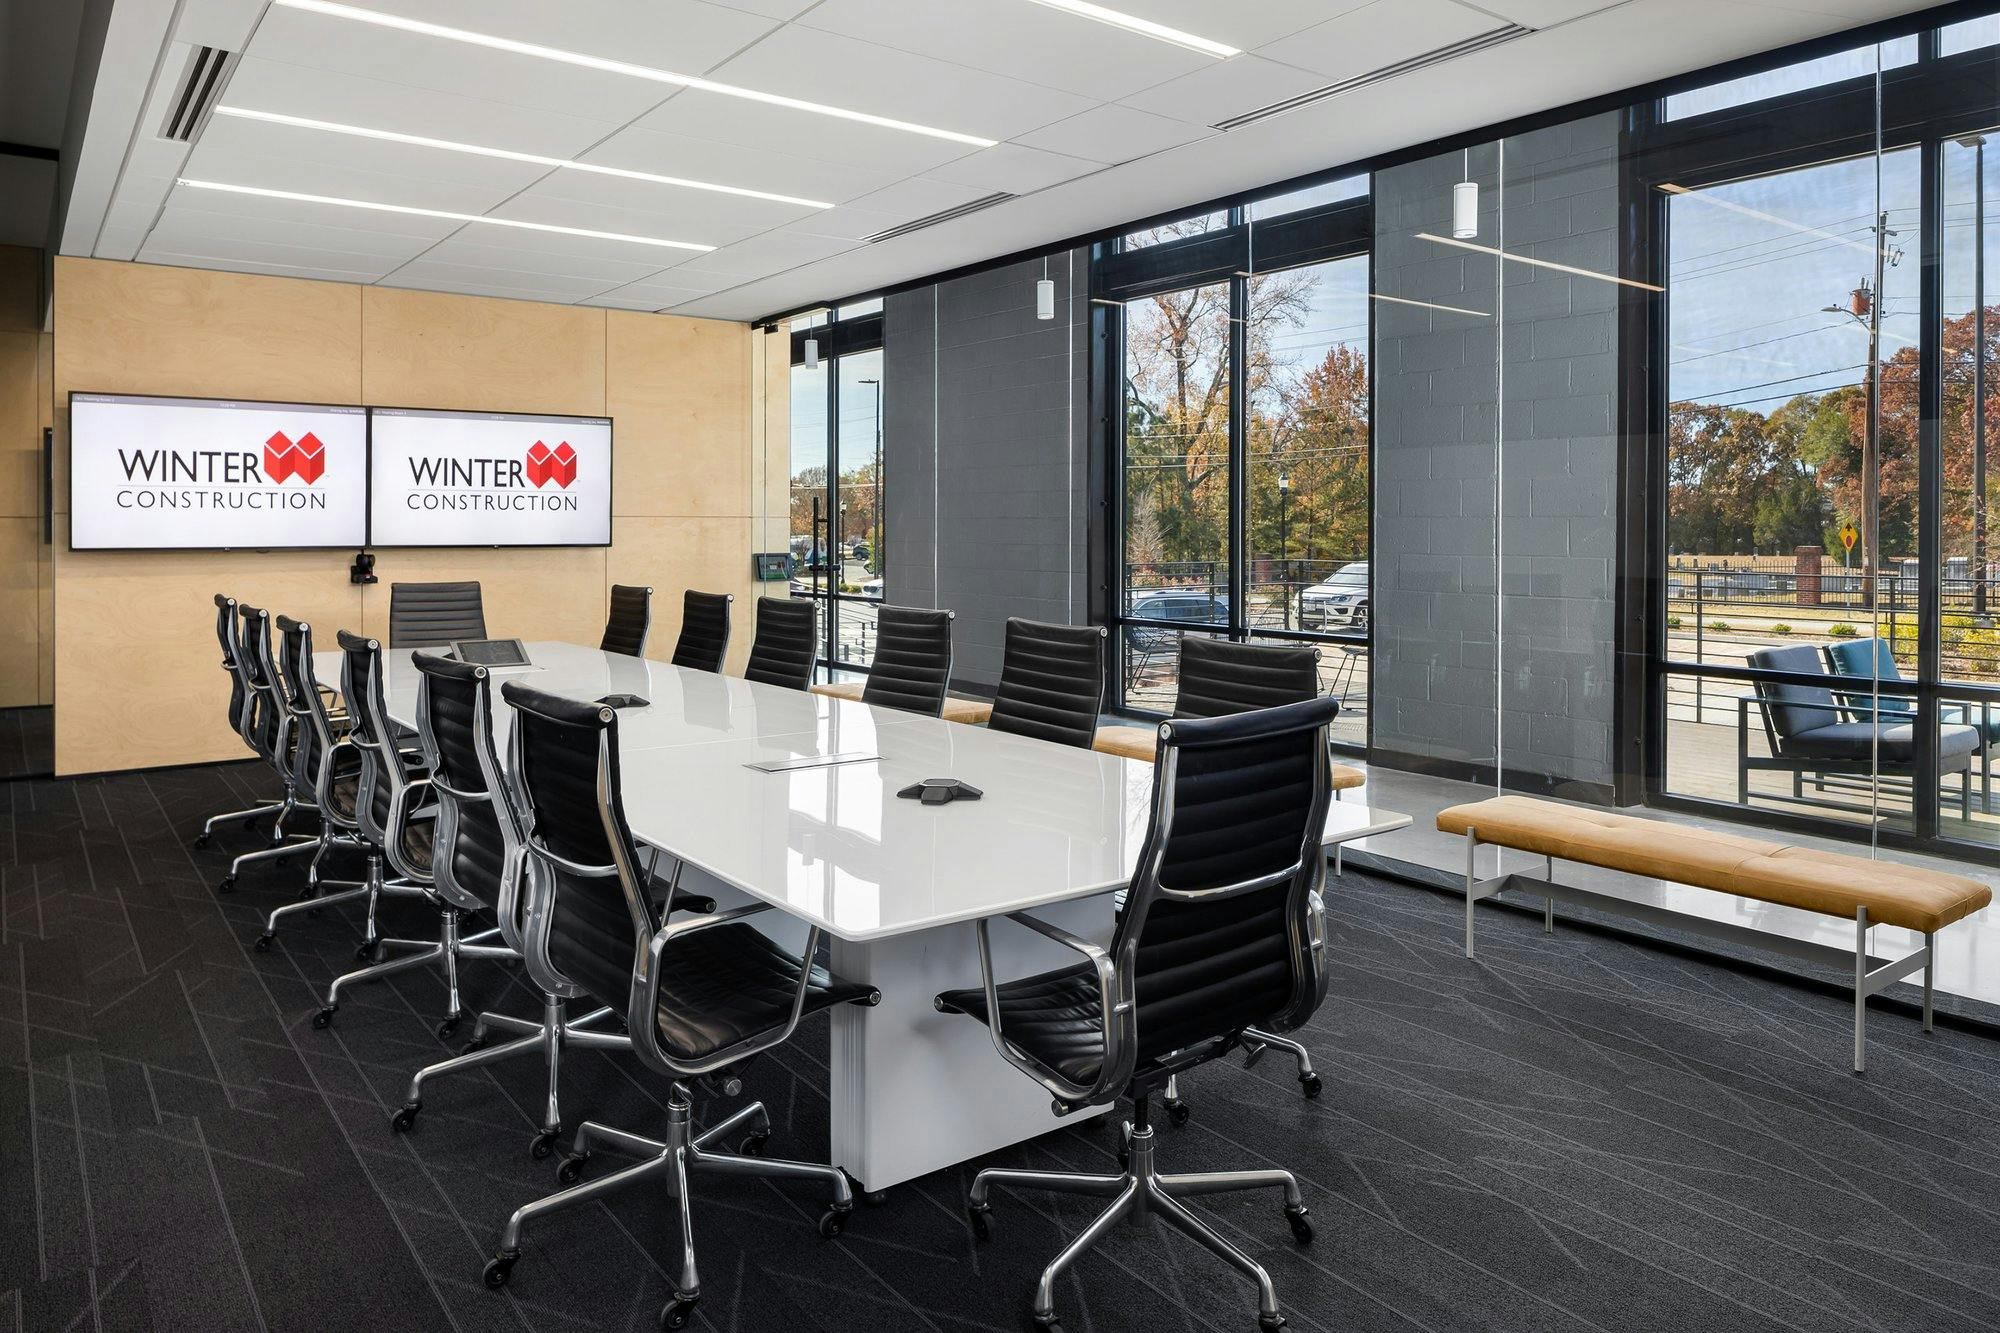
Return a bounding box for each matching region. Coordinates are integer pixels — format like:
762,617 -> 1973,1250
190,111 -> 549,196
482,190 -> 761,253
177,139 -> 522,217
787,205 -> 909,242
220,56 -> 623,158
1471,0 -> 1645,21
693,0 -> 819,19
633,92 -> 976,176
377,259 -> 616,303
579,125 -> 902,206
138,224 -> 403,277
658,229 -> 857,279
159,180 -> 465,241
410,235 -> 671,285
147,200 -> 445,263
700,24 -> 1095,143
349,0 -> 779,69
499,170 -> 821,241
249,5 -> 672,125
1105,0 -> 1370,50
1255,0 -> 1502,83
1012,102 -> 1213,162
1118,55 -> 1332,126
586,278 -> 741,310
796,0 -> 1214,100
842,177 -> 1001,225
138,248 -> 393,284
924,143 -> 1106,195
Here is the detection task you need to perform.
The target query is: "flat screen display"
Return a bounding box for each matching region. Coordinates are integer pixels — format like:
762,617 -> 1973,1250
369,407 -> 612,547
68,393 -> 368,550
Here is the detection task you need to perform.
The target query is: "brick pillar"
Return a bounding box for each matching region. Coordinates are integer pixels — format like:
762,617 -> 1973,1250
1795,545 -> 1821,607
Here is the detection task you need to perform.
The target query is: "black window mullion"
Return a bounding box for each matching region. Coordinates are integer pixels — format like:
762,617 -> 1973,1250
1227,272 -> 1248,642
1914,131 -> 1945,839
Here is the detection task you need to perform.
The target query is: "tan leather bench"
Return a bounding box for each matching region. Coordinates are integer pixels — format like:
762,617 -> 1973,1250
1438,794 -> 1991,1072
809,680 -> 992,725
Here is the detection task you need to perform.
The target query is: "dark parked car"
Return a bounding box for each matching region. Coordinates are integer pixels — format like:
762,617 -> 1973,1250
1124,591 -> 1229,654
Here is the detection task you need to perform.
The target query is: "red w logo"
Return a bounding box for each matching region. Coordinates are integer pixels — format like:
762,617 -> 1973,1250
525,440 -> 578,489
264,431 -> 327,484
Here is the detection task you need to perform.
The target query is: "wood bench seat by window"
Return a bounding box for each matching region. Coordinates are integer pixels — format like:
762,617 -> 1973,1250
1437,794 -> 1991,1073
1093,723 -> 1365,793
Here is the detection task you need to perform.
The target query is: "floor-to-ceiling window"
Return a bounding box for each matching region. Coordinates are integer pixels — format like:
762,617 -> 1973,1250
789,301 -> 885,677
1646,17 -> 2000,857
1101,179 -> 1372,749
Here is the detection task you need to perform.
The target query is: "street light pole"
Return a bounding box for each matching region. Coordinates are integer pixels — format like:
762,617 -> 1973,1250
859,377 -> 882,580
1278,468 -> 1292,631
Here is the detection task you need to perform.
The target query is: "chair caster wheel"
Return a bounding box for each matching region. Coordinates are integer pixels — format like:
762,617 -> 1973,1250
273,855 -> 291,868
529,1129 -> 560,1160
1031,1314 -> 1062,1332
1243,1041 -> 1267,1069
1258,1314 -> 1288,1330
1165,1100 -> 1191,1128
738,1131 -> 769,1157
462,1035 -> 489,1055
557,1151 -> 590,1186
817,1206 -> 850,1240
218,875 -> 237,894
660,1293 -> 699,1330
482,1250 -> 518,1289
390,1101 -> 420,1133
254,934 -> 274,952
193,834 -> 210,850
967,1202 -> 992,1242
1285,1205 -> 1312,1245
436,1013 -> 463,1040
1300,1073 -> 1323,1100
312,1006 -> 336,1030
355,939 -> 380,963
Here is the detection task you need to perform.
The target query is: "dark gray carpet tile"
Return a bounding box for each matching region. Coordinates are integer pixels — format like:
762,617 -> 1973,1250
1,761 -> 1998,1329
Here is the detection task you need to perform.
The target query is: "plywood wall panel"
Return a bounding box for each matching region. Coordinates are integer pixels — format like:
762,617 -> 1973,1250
52,258 -> 753,774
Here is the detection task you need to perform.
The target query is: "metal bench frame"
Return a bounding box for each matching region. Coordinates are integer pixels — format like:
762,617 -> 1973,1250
1459,830 -> 1935,1074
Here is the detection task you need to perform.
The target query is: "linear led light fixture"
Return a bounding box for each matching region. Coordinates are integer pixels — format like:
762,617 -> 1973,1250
214,107 -> 834,209
1023,0 -> 1239,58
273,0 -> 996,147
1658,183 -> 1888,258
176,178 -> 715,250
1372,291 -> 1488,318
1415,232 -> 1664,292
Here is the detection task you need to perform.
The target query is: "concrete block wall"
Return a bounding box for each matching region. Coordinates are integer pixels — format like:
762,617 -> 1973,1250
882,251 -> 1090,688
1373,112 -> 1622,796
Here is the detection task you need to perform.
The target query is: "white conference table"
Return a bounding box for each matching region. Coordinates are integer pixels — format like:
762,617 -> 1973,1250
320,640 -> 1412,1190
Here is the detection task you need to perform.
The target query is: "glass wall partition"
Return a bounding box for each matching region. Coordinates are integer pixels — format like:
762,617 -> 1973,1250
789,304 -> 885,679
1101,179 -> 1373,749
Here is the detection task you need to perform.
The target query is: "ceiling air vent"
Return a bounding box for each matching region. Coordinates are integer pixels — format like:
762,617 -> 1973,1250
1213,25 -> 1532,131
159,45 -> 238,143
863,192 -> 1015,244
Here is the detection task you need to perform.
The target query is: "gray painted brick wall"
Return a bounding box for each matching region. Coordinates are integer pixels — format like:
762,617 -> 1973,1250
883,250 -> 1090,688
1373,113 -> 1621,795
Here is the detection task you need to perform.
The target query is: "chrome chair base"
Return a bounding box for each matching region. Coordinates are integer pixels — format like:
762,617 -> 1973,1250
312,907 -> 511,1036
967,1098 -> 1310,1332
391,997 -> 628,1154
1160,1027 -> 1321,1122
254,848 -> 419,953
481,1080 -> 854,1328
195,798 -> 284,848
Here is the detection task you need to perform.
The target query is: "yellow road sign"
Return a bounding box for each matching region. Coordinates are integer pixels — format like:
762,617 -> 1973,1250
1839,521 -> 1858,553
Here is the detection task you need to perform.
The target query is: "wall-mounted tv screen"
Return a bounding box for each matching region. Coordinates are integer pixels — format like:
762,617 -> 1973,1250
69,393 -> 369,551
368,407 -> 613,548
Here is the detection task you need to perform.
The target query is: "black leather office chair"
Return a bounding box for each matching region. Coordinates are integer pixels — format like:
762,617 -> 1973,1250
861,605 -> 953,716
937,698 -> 1336,1333
389,581 -> 487,647
986,618 -> 1108,748
482,684 -> 875,1328
600,584 -> 652,657
196,594 -> 287,847
743,596 -> 818,689
218,605 -> 319,891
249,616 -> 374,950
670,590 -> 732,672
390,651 -> 635,1152
1156,636 -> 1329,1112
312,630 -> 510,1033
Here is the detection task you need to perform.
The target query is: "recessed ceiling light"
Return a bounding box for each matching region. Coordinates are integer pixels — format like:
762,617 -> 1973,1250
1023,0 -> 1240,58
272,0 -> 997,147
213,107 -> 835,210
1415,233 -> 1664,292
175,178 -> 716,250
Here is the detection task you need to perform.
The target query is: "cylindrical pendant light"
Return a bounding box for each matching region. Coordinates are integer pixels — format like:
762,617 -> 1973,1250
1452,148 -> 1478,240
1036,255 -> 1055,321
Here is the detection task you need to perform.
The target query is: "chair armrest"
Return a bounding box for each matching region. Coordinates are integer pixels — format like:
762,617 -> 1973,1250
972,910 -> 1133,1111
654,901 -> 774,945
633,906 -> 821,1079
